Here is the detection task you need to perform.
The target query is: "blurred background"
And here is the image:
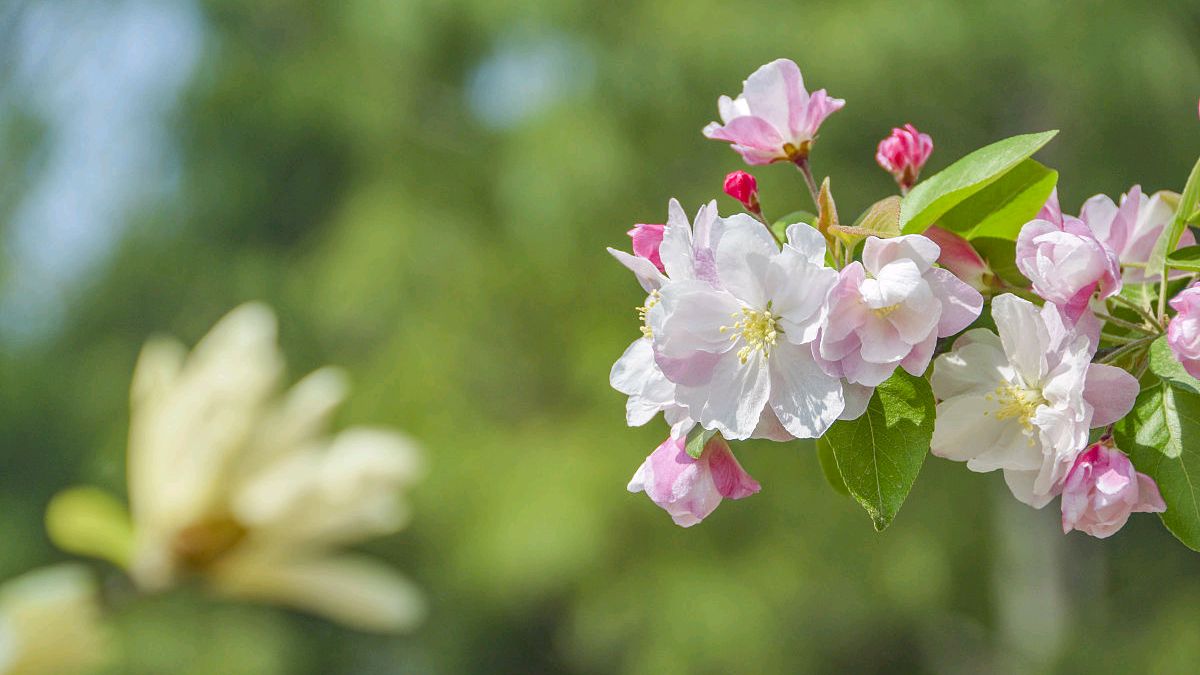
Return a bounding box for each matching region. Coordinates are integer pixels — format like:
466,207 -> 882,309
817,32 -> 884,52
1,0 -> 1200,672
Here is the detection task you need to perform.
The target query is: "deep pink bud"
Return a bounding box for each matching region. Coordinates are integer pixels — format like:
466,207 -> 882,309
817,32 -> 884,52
627,223 -> 666,274
723,171 -> 760,213
876,124 -> 933,192
1061,442 -> 1165,538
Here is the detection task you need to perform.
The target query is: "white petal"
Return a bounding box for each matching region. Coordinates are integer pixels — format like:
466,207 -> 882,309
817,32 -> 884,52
1003,469 -> 1057,509
860,259 -> 923,309
715,215 -> 780,307
784,222 -> 827,265
766,246 -> 837,344
862,235 -> 941,275
930,332 -> 1009,400
607,247 -> 665,292
768,341 -> 844,438
652,280 -> 741,358
991,294 -> 1049,386
675,351 -> 770,440
930,394 -> 1005,463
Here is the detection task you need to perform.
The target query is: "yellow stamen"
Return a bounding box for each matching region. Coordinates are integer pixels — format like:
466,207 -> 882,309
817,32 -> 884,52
872,304 -> 900,318
721,306 -> 781,363
984,383 -> 1047,440
636,290 -> 661,338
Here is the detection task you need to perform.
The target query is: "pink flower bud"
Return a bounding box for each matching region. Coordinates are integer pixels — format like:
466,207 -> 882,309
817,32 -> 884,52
876,124 -> 933,192
723,171 -> 760,213
1169,283 -> 1200,378
922,226 -> 994,292
627,223 -> 666,274
627,430 -> 760,527
1061,442 -> 1165,538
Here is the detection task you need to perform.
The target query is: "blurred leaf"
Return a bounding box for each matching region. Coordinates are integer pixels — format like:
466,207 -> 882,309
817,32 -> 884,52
815,437 -> 849,497
46,487 -> 134,569
1148,155 -> 1200,279
685,426 -> 717,459
1114,378 -> 1200,551
822,371 -> 935,531
900,130 -> 1058,234
817,177 -> 839,236
1167,245 -> 1200,272
770,210 -> 817,243
935,159 -> 1057,240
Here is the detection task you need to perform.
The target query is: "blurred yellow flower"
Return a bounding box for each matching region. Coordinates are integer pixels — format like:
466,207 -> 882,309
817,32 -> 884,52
53,303 -> 425,633
0,565 -> 109,675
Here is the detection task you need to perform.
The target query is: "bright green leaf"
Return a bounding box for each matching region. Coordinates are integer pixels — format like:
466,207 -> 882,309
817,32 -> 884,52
1166,245 -> 1200,272
822,370 -> 936,530
1114,379 -> 1200,551
685,426 -> 717,459
45,486 -> 135,569
934,159 -> 1057,240
900,130 -> 1058,234
815,436 -> 849,497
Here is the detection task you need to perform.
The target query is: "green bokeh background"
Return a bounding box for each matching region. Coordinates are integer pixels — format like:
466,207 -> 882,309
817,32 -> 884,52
2,0 -> 1200,673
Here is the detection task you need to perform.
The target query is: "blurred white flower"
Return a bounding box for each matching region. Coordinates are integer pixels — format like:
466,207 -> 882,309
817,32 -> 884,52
0,565 -> 109,675
122,302 -> 424,632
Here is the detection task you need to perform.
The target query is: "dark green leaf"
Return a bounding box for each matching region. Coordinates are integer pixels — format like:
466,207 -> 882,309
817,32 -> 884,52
1114,379 -> 1200,551
900,130 -> 1058,234
971,236 -> 1031,287
822,370 -> 936,530
1166,245 -> 1200,272
934,159 -> 1057,240
816,436 -> 849,497
685,426 -> 717,459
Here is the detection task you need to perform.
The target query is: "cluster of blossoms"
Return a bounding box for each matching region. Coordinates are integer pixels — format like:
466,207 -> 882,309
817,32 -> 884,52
610,58 -> 1200,543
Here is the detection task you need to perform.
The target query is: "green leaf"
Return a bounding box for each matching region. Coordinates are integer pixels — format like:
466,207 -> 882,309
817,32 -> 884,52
1148,336 -> 1200,392
685,426 -> 717,459
771,210 -> 817,243
1148,155 -> 1200,280
833,196 -> 902,239
815,436 -> 850,497
45,486 -> 135,568
1114,379 -> 1200,551
971,236 -> 1031,287
933,159 -> 1058,240
821,370 -> 936,530
900,130 -> 1058,234
1166,245 -> 1200,272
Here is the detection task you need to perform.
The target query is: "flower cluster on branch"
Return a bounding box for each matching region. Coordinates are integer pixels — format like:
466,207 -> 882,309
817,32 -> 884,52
611,58 -> 1200,550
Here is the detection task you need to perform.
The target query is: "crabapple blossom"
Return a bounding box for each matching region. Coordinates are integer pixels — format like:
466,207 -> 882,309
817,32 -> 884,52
875,123 -> 933,192
608,200 -> 726,427
814,235 -> 983,391
922,226 -> 995,293
1016,208 -> 1121,323
1060,441 -> 1165,538
703,58 -> 844,165
627,223 -> 666,274
1168,283 -> 1200,379
723,170 -> 760,214
627,424 -> 761,527
648,218 -> 844,439
1077,186 -> 1196,283
930,294 -> 1138,507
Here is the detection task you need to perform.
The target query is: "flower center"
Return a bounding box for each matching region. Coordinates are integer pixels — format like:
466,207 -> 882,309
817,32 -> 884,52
985,383 -> 1046,434
636,290 -> 661,339
872,304 -> 900,318
722,306 -> 781,363
173,515 -> 247,570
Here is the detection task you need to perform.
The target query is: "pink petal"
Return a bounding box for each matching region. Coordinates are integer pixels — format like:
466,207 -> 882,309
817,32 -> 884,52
1083,364 -> 1139,427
